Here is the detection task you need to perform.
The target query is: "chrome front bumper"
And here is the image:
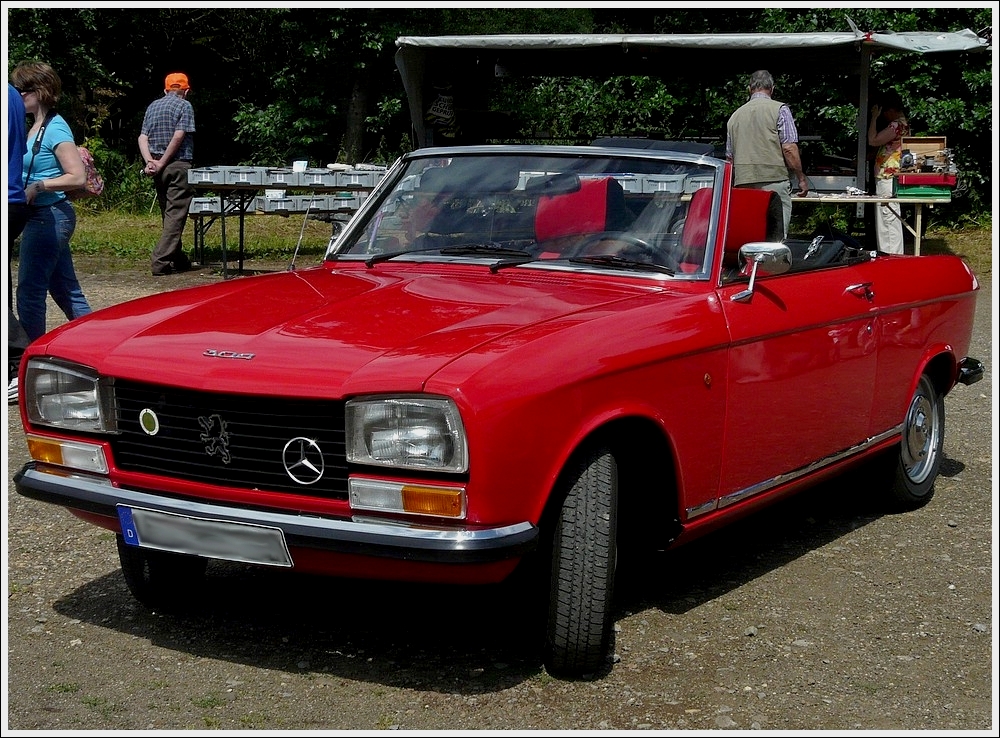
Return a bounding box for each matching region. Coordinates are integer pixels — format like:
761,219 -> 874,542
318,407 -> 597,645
14,464 -> 537,565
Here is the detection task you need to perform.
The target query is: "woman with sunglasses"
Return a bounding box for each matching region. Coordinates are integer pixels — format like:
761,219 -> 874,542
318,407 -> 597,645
9,61 -> 91,343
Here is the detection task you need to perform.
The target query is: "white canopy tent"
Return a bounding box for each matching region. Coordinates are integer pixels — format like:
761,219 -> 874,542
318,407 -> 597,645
395,27 -> 990,190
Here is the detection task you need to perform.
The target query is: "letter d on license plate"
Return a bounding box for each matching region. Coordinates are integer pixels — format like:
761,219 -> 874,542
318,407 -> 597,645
117,505 -> 293,567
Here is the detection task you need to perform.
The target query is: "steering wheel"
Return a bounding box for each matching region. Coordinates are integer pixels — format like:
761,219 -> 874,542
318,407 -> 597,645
573,231 -> 677,269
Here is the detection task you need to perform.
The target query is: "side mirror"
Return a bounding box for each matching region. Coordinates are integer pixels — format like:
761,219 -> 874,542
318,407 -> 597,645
731,243 -> 792,302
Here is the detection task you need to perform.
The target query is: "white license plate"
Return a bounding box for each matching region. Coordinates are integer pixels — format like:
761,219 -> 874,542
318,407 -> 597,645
117,505 -> 293,567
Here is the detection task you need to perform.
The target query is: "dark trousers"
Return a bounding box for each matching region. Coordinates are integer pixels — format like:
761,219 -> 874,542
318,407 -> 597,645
151,160 -> 195,274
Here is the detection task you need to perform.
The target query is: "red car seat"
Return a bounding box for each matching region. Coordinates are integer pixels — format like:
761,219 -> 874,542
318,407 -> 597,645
723,188 -> 784,269
534,177 -> 628,256
678,187 -> 714,272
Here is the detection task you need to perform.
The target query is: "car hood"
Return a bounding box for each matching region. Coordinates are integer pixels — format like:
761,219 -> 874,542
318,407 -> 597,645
36,263 -> 667,396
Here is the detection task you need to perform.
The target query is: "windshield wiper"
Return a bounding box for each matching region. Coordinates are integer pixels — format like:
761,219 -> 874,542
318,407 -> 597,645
363,249 -> 426,268
439,243 -> 532,259
439,243 -> 538,273
568,254 -> 675,275
361,243 -> 541,271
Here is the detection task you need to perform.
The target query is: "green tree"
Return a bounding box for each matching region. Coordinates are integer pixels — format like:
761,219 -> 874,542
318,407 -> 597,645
7,6 -> 991,224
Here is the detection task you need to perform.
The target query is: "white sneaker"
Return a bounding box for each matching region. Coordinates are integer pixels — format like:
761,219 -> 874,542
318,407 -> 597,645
7,377 -> 18,405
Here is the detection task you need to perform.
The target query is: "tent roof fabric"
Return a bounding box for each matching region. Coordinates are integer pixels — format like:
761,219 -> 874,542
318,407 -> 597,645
396,30 -> 988,53
394,29 -> 989,159
395,30 -> 988,85
396,30 -> 988,77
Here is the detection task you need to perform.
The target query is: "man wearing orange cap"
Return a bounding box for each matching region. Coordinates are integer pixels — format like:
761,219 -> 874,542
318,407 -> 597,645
138,72 -> 196,276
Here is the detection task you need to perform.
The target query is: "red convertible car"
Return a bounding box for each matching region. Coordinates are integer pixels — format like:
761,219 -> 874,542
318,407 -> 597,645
14,143 -> 984,678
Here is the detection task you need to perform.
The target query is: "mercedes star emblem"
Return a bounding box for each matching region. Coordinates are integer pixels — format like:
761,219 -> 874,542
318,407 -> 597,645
282,437 -> 325,485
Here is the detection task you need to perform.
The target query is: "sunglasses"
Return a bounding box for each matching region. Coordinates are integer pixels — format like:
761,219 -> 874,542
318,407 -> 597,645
17,87 -> 36,96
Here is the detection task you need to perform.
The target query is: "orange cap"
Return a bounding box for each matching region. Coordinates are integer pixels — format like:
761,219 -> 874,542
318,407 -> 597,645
165,73 -> 190,91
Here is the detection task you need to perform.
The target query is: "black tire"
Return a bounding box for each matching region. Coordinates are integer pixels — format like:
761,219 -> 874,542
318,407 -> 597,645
884,374 -> 945,510
116,535 -> 208,611
543,447 -> 618,678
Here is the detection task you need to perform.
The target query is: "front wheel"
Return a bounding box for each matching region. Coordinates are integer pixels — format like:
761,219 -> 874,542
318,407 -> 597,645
884,374 -> 945,510
543,447 -> 618,678
116,535 -> 208,611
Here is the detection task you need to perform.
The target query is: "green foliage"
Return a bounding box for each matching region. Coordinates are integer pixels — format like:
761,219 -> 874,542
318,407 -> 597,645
232,102 -> 299,167
72,130 -> 156,215
6,7 -> 992,227
101,153 -> 157,214
488,7 -> 992,227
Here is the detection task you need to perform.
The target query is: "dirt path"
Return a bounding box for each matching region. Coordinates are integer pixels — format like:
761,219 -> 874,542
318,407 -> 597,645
5,261 -> 994,731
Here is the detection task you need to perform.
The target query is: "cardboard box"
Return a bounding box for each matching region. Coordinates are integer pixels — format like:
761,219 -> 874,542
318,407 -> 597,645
901,136 -> 947,158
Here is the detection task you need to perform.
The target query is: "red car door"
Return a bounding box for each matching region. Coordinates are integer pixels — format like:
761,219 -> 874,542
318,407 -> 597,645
715,264 -> 878,505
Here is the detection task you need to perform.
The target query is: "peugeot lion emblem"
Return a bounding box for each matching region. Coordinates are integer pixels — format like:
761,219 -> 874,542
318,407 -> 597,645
283,437 -> 325,485
198,413 -> 232,464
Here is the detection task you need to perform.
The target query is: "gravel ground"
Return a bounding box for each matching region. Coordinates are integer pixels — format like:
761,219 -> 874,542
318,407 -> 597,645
5,259 -> 995,732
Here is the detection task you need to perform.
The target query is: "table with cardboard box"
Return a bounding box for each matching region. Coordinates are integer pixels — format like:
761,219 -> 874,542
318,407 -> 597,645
792,137 -> 957,256
187,164 -> 386,277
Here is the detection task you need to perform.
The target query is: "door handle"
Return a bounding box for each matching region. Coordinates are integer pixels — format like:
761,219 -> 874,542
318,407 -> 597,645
846,282 -> 875,302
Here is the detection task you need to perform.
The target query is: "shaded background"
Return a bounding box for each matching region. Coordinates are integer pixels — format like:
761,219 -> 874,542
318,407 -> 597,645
5,6 -> 993,225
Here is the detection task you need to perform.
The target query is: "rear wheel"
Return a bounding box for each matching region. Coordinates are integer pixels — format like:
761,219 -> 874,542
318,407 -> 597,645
884,374 -> 944,510
543,447 -> 618,678
116,535 -> 208,611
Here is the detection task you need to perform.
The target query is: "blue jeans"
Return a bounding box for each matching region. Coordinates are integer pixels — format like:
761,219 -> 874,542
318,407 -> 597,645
16,199 -> 92,342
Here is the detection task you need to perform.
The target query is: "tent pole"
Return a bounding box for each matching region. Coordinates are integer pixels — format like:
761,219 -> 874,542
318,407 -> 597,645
857,44 -> 872,216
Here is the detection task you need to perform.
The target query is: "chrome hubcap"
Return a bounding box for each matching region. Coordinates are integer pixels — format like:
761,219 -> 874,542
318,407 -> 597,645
902,382 -> 938,484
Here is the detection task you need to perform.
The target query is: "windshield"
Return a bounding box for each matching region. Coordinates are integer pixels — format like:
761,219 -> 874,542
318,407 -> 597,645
332,149 -> 722,276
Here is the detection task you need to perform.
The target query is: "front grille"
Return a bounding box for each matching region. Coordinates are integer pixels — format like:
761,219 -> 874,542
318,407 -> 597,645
111,381 -> 348,499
